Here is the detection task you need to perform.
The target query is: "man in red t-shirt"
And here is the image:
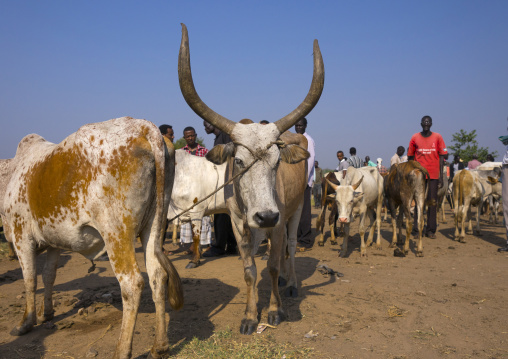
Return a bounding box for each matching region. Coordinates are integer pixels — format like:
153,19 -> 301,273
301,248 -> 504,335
407,116 -> 448,239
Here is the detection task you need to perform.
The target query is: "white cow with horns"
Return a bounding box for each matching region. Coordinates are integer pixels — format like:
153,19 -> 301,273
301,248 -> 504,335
178,23 -> 324,334
0,117 -> 183,359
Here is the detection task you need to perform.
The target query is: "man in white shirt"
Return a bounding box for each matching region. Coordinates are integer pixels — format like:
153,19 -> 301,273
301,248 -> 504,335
295,117 -> 315,251
390,146 -> 405,167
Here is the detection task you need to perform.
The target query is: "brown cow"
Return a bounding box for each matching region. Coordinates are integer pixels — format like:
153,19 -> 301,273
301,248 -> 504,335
384,161 -> 429,256
315,171 -> 340,246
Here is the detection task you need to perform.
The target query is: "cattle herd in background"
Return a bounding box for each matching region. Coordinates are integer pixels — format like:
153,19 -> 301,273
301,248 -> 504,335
0,23 -> 503,359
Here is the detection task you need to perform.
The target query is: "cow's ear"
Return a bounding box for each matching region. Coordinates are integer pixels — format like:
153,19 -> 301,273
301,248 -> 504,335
487,176 -> 498,184
280,144 -> 309,164
206,143 -> 235,164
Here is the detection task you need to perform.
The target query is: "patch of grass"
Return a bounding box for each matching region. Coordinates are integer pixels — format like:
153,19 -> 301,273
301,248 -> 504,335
170,329 -> 313,358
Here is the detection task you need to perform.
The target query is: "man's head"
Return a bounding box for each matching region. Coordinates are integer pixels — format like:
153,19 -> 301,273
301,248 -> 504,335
486,154 -> 495,162
453,154 -> 460,163
183,126 -> 197,147
349,147 -> 356,156
397,146 -> 405,157
420,116 -> 432,132
294,118 -> 308,135
203,121 -> 216,135
159,124 -> 174,143
365,156 -> 370,162
472,154 -> 478,160
337,151 -> 344,162
260,120 -> 269,125
315,160 -> 319,168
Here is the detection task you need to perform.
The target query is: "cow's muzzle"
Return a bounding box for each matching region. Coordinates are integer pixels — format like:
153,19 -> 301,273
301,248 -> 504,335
254,211 -> 280,228
339,217 -> 350,223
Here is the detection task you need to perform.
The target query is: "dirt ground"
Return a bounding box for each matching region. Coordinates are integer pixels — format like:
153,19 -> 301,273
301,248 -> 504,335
1,205 -> 508,359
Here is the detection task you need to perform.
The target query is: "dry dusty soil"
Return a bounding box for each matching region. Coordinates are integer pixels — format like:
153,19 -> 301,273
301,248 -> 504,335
1,206 -> 508,358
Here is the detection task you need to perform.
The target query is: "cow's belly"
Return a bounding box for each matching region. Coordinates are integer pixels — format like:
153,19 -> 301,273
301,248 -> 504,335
37,224 -> 106,260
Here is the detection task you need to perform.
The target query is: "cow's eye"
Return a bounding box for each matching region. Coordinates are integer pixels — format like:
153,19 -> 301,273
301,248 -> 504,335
235,158 -> 244,168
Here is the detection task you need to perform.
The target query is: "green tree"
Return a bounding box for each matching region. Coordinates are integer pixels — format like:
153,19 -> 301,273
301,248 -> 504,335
173,137 -> 206,150
448,129 -> 497,163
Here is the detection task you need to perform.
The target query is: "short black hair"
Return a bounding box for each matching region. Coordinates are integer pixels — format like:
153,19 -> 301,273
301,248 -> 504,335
297,117 -> 308,126
183,126 -> 195,134
337,150 -> 344,155
421,115 -> 432,123
349,147 -> 356,155
397,146 -> 405,152
159,124 -> 172,135
260,120 -> 269,124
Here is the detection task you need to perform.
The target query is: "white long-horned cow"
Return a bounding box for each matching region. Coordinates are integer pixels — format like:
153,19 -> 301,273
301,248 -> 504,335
0,117 -> 183,359
325,166 -> 384,257
168,149 -> 228,268
178,23 -> 324,334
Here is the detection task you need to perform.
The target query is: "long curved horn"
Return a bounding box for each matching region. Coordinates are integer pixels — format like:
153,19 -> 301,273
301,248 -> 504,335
274,39 -> 325,133
352,176 -> 364,191
325,178 -> 338,192
178,23 -> 236,135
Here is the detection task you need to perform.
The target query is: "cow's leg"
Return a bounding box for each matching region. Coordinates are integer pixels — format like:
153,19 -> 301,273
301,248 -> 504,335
358,212 -> 374,257
230,216 -> 258,335
459,202 -> 469,243
186,219 -> 202,269
474,201 -> 482,236
10,233 -> 37,336
339,223 -> 350,257
266,224 -> 285,325
315,206 -> 326,246
415,196 -> 425,257
38,247 -> 60,323
171,221 -> 178,243
329,203 -> 338,245
284,200 -> 304,297
140,227 -> 171,358
104,236 -> 144,359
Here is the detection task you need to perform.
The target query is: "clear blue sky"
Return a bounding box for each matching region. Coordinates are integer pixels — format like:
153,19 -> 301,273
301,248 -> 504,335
1,1 -> 506,169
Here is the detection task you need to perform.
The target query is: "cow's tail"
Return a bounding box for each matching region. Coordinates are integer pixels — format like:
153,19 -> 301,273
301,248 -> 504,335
149,125 -> 183,311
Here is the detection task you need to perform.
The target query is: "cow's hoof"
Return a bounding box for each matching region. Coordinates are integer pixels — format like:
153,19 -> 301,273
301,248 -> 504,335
459,238 -> 466,243
38,311 -> 54,323
240,319 -> 257,335
330,240 -> 337,245
388,243 -> 396,248
185,261 -> 200,269
10,324 -> 33,336
285,286 -> 298,298
147,344 -> 170,359
416,251 -> 424,257
267,310 -> 283,326
339,251 -> 346,258
278,276 -> 287,287
318,242 -> 324,247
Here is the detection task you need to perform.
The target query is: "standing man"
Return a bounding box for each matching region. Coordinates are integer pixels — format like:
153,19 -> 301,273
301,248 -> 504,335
295,117 -> 315,251
390,146 -> 405,167
407,115 -> 448,239
336,150 -> 350,179
313,161 -> 323,208
202,121 -> 238,257
180,126 -> 212,252
467,154 -> 482,169
159,124 -> 175,143
347,147 -> 362,168
498,132 -> 508,252
449,154 -> 464,181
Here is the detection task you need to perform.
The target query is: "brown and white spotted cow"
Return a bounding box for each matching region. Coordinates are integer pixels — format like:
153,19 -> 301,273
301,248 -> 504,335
178,24 -> 322,334
0,117 -> 183,359
384,161 -> 429,256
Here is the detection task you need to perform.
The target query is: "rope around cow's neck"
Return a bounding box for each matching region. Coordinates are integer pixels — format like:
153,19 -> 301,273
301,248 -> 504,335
167,139 -> 285,223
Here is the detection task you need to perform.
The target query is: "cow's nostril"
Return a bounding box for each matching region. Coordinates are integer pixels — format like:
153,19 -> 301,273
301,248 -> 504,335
254,211 -> 280,228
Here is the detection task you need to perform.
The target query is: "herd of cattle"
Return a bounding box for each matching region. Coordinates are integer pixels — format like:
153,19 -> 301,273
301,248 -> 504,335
0,24 -> 503,359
